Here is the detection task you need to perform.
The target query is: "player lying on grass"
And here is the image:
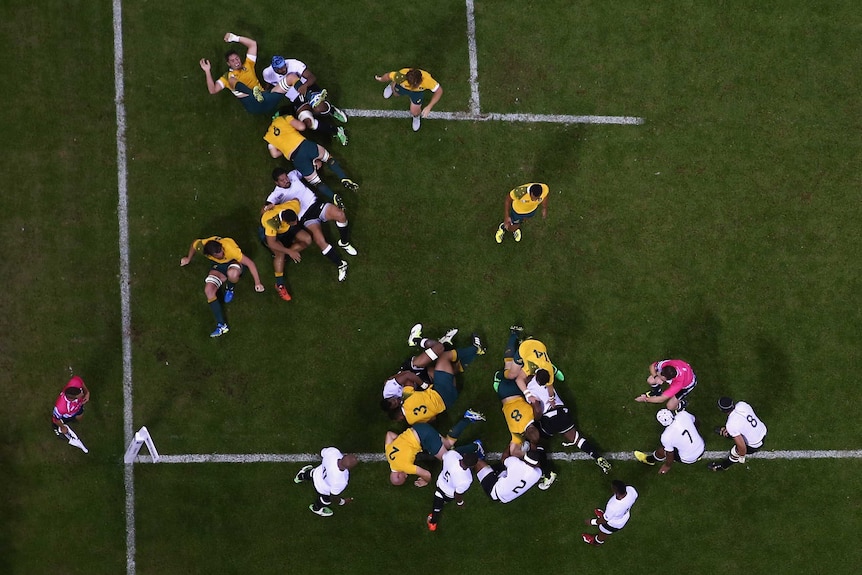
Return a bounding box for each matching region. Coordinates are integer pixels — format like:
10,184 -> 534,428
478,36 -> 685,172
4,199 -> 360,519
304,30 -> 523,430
385,422 -> 483,488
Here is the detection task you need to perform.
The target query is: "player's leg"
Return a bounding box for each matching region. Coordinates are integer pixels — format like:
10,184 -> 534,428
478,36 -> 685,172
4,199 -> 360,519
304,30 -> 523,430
223,262 -> 243,302
561,425 -> 612,473
271,251 -> 292,301
322,204 -> 356,255
317,145 -> 359,191
204,271 -> 229,336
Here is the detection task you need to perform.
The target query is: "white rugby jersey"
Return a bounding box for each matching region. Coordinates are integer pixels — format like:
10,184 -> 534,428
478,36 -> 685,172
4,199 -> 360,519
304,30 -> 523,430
604,485 -> 639,529
491,457 -> 541,503
725,401 -> 767,447
525,375 -> 566,412
660,411 -> 705,463
312,447 -> 349,496
436,450 -> 473,499
266,170 -> 317,219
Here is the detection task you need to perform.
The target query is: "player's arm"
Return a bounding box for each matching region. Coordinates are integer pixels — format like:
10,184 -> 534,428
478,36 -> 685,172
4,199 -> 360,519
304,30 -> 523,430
732,434 -> 747,458
394,371 -> 424,387
374,72 -> 393,83
238,255 -> 265,292
635,392 -> 666,404
298,69 -> 316,96
503,193 -> 514,227
290,118 -> 306,131
267,144 -> 284,159
414,466 -> 432,487
659,450 -> 675,474
540,193 -> 549,218
199,59 -> 224,94
421,85 -> 443,118
79,380 -> 90,405
225,32 -> 257,58
180,241 -> 199,266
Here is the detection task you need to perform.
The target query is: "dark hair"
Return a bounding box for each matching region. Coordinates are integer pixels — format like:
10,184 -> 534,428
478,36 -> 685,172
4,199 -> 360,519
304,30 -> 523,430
406,69 -> 422,87
718,396 -> 735,412
461,452 -> 479,468
64,386 -> 83,399
379,398 -> 392,412
224,50 -> 240,63
280,209 -> 298,223
528,184 -> 543,198
535,369 -> 551,385
272,167 -> 289,181
612,480 -> 627,495
203,241 -> 223,256
660,366 -> 678,380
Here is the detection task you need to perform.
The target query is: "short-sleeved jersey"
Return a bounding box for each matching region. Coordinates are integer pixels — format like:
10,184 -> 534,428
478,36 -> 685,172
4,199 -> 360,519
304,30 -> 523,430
516,339 -> 553,376
260,201 -> 302,237
436,450 -> 473,499
653,359 -> 697,397
264,115 -> 306,159
193,236 -> 243,264
401,388 -> 447,425
491,457 -> 541,503
502,396 -> 534,444
266,170 -> 317,219
509,183 -> 549,215
312,447 -> 350,496
526,375 -> 566,410
385,428 -> 422,474
604,486 -> 639,529
53,376 -> 86,420
725,401 -> 767,447
389,68 -> 439,93
218,55 -> 260,97
262,58 -> 307,86
660,411 -> 705,463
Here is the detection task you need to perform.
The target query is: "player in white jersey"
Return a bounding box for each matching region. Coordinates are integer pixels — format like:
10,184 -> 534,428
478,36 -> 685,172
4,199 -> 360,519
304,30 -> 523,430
709,397 -> 767,471
634,408 -> 705,474
476,448 -> 546,503
582,480 -> 639,545
527,369 -> 612,475
263,55 -> 348,125
265,168 -> 357,278
294,447 -> 358,517
426,450 -> 480,531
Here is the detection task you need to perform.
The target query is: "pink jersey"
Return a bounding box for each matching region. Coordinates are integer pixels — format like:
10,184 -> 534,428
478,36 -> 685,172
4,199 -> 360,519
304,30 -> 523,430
53,376 -> 86,420
653,359 -> 696,397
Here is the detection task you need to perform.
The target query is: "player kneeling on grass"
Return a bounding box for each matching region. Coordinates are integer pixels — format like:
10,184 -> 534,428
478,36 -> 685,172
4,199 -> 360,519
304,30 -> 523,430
426,449 -> 480,532
294,447 -> 358,517
180,236 -> 265,338
634,408 -> 705,474
708,396 -> 767,471
475,447 -> 550,503
582,480 -> 639,546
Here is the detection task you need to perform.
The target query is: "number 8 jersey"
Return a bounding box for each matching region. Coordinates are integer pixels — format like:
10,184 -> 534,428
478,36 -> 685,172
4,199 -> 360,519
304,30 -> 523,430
725,401 -> 767,448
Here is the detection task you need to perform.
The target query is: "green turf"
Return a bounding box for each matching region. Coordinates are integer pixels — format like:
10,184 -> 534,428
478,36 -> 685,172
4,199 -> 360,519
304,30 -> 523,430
4,0 -> 862,573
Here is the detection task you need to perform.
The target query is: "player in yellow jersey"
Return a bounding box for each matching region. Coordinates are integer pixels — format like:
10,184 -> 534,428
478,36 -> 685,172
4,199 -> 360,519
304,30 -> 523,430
492,370 -> 542,458
374,68 -> 443,132
503,326 -> 565,397
264,114 -> 359,211
180,236 -> 265,338
384,423 -> 483,488
259,201 -> 315,299
199,33 -> 289,116
495,183 -> 550,243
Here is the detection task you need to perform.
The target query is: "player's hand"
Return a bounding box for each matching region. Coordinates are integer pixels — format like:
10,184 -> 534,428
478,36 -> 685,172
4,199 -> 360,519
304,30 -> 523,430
59,424 -> 68,435
180,257 -> 190,266
414,478 -> 428,488
287,250 -> 302,263
421,107 -> 431,118
635,394 -> 648,402
659,465 -> 671,475
340,497 -> 354,506
374,74 -> 383,81
199,58 -> 210,72
254,284 -> 265,293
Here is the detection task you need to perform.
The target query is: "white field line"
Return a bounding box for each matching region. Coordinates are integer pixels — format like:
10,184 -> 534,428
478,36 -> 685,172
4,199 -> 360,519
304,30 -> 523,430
344,108 -> 644,125
134,450 -> 862,465
113,1 -> 136,574
465,0 -> 481,114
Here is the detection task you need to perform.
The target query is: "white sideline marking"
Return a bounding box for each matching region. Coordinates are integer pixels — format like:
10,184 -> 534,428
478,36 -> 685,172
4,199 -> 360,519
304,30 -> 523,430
113,1 -> 136,574
465,0 -> 481,115
135,450 -> 862,464
344,108 -> 644,126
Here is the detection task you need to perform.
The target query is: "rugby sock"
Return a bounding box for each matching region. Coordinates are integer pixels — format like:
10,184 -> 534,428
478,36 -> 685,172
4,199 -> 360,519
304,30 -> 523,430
208,298 -> 225,324
431,495 -> 445,522
454,346 -> 478,368
336,221 -> 350,243
446,416 -> 476,441
325,157 -> 349,180
453,443 -> 479,455
275,272 -> 286,286
566,432 -> 602,460
314,182 -> 336,202
321,245 -> 342,265
651,450 -> 666,462
505,331 -> 519,358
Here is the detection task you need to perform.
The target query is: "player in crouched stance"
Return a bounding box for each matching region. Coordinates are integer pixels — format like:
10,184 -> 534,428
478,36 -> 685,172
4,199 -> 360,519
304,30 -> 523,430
634,408 -> 705,474
426,450 -> 480,532
294,447 -> 358,517
708,396 -> 767,471
180,236 -> 265,337
475,447 -> 550,504
582,480 -> 639,546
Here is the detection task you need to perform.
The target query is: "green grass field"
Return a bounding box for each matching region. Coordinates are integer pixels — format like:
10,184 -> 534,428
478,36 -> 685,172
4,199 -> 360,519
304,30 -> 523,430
4,1 -> 862,573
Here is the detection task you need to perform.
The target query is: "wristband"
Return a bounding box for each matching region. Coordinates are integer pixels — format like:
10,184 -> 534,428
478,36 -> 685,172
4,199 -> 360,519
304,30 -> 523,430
227,33 -> 239,42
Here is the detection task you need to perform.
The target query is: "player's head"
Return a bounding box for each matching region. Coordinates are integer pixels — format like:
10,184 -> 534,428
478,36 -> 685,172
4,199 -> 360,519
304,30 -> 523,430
272,167 -> 289,183
278,209 -> 298,224
339,454 -> 359,470
611,479 -> 627,496
660,366 -> 678,380
203,240 -> 224,259
460,452 -> 479,469
406,68 -> 423,88
224,50 -> 242,70
379,397 -> 401,412
389,471 -> 407,486
656,409 -> 674,427
64,386 -> 83,399
718,396 -> 735,413
535,368 -> 551,386
528,184 -> 544,199
271,55 -> 287,75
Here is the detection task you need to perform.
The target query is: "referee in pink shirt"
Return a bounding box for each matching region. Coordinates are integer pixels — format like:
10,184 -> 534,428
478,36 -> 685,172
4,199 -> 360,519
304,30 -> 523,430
52,376 -> 90,436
